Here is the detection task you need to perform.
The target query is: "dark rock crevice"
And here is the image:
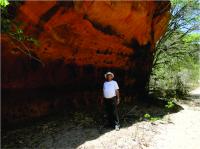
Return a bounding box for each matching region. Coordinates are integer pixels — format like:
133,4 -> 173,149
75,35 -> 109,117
83,14 -> 121,37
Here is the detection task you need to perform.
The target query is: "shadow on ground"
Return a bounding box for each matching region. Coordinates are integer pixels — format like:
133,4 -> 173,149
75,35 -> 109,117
1,87 -> 184,149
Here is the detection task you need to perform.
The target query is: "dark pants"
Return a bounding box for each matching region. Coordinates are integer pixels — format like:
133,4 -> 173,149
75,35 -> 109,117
103,96 -> 120,127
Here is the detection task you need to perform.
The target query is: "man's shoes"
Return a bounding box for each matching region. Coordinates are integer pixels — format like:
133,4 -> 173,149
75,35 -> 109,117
115,125 -> 120,131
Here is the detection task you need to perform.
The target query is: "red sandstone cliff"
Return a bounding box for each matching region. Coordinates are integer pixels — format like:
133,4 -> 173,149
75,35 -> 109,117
1,1 -> 171,123
2,1 -> 170,90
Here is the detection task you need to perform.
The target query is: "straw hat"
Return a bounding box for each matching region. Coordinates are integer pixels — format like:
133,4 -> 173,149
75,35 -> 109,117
104,72 -> 114,79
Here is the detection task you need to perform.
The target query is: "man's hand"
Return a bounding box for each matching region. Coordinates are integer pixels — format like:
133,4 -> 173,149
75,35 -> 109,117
115,89 -> 120,105
116,98 -> 120,105
100,98 -> 104,106
99,97 -> 104,111
100,97 -> 104,106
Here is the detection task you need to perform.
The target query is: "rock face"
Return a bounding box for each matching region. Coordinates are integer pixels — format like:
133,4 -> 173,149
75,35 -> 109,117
1,1 -> 170,124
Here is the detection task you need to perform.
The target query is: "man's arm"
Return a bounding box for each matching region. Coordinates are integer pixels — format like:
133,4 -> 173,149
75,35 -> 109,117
101,84 -> 104,106
116,89 -> 120,104
101,91 -> 104,105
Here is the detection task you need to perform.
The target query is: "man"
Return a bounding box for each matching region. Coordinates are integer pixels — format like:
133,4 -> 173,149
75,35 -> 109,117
102,72 -> 120,131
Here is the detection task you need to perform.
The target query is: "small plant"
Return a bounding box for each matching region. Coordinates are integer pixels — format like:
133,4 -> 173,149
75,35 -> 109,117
165,100 -> 175,122
165,100 -> 175,110
149,117 -> 161,122
144,113 -> 151,119
144,113 -> 161,122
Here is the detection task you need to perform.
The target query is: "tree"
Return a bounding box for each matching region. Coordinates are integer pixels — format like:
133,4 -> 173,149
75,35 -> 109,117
150,0 -> 200,98
1,0 -> 44,66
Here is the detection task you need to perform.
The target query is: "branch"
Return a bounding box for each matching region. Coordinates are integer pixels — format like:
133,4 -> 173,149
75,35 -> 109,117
8,34 -> 45,67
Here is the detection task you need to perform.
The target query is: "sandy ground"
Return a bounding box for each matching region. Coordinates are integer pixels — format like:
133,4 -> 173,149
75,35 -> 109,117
77,87 -> 200,149
146,102 -> 200,149
2,87 -> 200,149
189,86 -> 200,95
148,87 -> 200,149
77,103 -> 200,149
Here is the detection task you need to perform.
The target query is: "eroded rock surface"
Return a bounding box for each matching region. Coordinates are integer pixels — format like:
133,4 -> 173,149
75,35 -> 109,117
1,1 -> 171,123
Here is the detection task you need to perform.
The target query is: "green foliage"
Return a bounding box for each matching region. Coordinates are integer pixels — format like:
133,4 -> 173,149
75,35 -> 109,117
175,76 -> 189,98
150,0 -> 200,99
149,117 -> 161,122
165,101 -> 175,110
1,2 -> 39,46
0,0 -> 9,7
144,113 -> 151,119
143,113 -> 161,122
9,28 -> 40,46
1,1 -> 43,65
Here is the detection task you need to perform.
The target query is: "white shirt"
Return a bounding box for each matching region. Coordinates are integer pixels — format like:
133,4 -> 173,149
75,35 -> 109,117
103,80 -> 119,98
